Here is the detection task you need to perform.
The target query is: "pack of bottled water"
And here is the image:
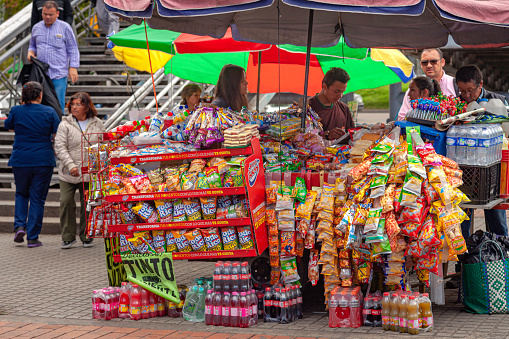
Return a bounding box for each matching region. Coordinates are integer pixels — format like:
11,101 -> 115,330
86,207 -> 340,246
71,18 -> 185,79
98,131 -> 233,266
446,124 -> 503,166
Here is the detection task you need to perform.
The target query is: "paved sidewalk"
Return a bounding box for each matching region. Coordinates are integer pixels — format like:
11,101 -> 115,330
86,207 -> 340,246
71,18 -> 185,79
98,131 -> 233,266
1,212 -> 509,338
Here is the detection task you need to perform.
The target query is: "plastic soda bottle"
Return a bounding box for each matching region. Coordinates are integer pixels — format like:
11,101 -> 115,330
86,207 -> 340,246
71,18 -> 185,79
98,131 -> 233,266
240,262 -> 250,292
390,292 -> 400,332
223,262 -> 232,293
273,288 -> 281,321
263,287 -> 273,322
239,292 -> 249,328
140,288 -> 149,319
213,291 -> 222,326
92,290 -> 99,319
213,262 -> 223,292
399,294 -> 408,333
222,292 -> 231,327
148,291 -> 157,318
372,297 -> 382,327
420,293 -> 433,331
205,289 -> 213,325
119,283 -> 130,319
362,296 -> 372,326
129,284 -> 141,321
349,292 -> 362,328
250,289 -> 258,326
381,292 -> 391,330
168,300 -> 178,317
279,288 -> 290,324
295,286 -> 303,319
156,294 -> 165,317
337,290 -> 350,328
231,262 -> 240,292
230,292 -> 240,327
183,286 -> 198,321
407,296 -> 420,334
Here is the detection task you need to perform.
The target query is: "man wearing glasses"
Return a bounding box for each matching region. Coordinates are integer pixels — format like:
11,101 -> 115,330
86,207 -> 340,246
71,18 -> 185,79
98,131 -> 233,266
456,64 -> 508,239
397,48 -> 457,120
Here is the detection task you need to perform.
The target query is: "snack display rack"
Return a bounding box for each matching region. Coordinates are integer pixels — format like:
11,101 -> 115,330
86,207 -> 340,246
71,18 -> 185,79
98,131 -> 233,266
82,134 -> 268,263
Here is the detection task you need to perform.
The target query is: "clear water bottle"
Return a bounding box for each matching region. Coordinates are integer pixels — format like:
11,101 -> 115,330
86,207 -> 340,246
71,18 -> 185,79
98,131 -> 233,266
446,125 -> 458,162
465,126 -> 478,165
456,125 -> 467,165
194,287 -> 206,322
497,124 -> 503,162
478,126 -> 489,166
183,286 -> 198,322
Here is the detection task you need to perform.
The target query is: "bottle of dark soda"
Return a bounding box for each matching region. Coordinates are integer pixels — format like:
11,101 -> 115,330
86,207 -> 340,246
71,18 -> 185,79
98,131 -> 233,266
231,262 -> 240,292
213,262 -> 223,293
273,288 -> 281,321
290,286 -> 297,322
372,297 -> 382,327
263,287 -> 273,322
222,262 -> 232,293
363,296 -> 373,326
240,262 -> 250,292
295,286 -> 303,319
279,288 -> 289,324
257,291 -> 264,320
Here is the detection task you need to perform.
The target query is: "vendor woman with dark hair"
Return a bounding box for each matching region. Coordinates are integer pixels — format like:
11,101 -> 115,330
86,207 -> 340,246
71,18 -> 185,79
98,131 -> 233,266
5,81 -> 60,247
212,64 -> 249,112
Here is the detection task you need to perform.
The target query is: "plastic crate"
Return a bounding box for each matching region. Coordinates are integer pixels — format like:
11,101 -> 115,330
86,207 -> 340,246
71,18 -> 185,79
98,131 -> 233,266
459,162 -> 501,205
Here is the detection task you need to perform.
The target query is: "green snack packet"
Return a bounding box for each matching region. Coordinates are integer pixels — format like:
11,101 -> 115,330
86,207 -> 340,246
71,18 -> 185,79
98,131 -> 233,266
292,177 -> 308,202
370,175 -> 388,189
280,256 -> 300,284
230,167 -> 244,187
205,166 -> 222,188
196,173 -> 210,189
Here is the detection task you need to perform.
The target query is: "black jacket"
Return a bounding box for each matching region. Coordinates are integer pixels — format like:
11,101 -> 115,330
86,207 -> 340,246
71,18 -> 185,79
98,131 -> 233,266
17,58 -> 64,120
31,0 -> 74,29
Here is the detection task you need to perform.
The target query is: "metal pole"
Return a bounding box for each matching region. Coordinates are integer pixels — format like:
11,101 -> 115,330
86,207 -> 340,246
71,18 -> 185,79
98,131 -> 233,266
301,9 -> 314,129
256,51 -> 262,111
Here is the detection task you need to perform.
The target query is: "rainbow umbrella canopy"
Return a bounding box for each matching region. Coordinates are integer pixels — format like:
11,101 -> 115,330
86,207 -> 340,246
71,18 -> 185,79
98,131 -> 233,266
109,24 -> 414,95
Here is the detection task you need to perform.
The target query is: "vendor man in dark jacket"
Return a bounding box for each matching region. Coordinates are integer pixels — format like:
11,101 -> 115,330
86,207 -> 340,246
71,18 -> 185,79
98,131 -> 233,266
456,64 -> 508,238
308,67 -> 355,140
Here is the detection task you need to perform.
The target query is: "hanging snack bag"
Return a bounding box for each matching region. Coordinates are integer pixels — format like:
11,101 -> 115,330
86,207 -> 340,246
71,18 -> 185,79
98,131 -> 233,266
296,190 -> 318,220
237,225 -> 254,249
364,207 -> 382,233
132,202 -> 159,223
296,232 -> 304,257
308,249 -> 319,286
276,185 -> 294,211
206,166 -> 223,188
403,171 -> 423,196
280,231 -> 296,257
152,230 -> 166,253
183,198 -> 202,221
407,154 -> 426,178
200,197 -> 217,219
154,199 -> 173,222
172,229 -> 193,252
172,199 -> 187,222
416,143 -> 443,166
201,227 -> 223,251
305,219 -> 316,249
221,226 -> 239,250
292,177 -> 308,202
266,184 -> 277,205
185,229 -> 207,252
280,256 -> 300,284
165,230 -> 178,252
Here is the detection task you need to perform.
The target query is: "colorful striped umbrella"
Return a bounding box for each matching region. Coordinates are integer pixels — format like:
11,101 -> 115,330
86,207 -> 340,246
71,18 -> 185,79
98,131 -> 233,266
110,24 -> 414,95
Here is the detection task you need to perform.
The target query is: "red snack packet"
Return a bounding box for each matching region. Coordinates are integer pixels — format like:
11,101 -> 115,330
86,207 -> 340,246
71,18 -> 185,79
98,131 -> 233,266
308,249 -> 319,286
129,174 -> 153,193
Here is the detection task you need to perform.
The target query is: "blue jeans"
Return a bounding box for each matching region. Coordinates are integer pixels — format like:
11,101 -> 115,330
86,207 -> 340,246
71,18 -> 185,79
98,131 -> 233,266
13,166 -> 53,240
52,77 -> 68,113
460,208 -> 508,239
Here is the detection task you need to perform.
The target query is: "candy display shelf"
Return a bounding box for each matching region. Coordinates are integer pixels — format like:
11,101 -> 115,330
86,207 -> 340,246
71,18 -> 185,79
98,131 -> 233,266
109,138 -> 268,263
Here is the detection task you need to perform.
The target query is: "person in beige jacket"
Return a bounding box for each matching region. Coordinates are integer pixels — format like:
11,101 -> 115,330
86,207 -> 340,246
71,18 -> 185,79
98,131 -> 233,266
54,92 -> 105,249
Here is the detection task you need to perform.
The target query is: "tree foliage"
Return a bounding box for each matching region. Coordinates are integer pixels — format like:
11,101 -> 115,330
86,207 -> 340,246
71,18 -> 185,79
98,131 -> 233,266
1,0 -> 31,21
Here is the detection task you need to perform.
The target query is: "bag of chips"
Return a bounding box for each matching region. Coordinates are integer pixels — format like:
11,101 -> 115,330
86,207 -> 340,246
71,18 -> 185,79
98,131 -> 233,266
200,197 -> 217,219
172,199 -> 187,222
147,168 -> 165,185
206,166 -> 223,188
201,227 -> 223,251
165,230 -> 178,252
308,249 -> 319,286
295,190 -> 318,219
151,230 -> 166,253
154,200 -> 173,222
189,158 -> 207,173
280,256 -> 300,284
236,226 -> 254,249
132,202 -> 159,223
164,167 -> 180,191
183,198 -> 202,221
185,229 -> 207,252
172,229 -> 192,252
221,227 -> 239,250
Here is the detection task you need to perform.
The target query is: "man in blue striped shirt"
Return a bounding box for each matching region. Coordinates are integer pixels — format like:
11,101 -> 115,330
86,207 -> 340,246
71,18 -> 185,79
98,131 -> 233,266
28,0 -> 80,113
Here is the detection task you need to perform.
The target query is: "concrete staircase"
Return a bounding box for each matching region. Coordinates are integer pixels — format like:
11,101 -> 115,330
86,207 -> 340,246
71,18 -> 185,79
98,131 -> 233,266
0,33 -> 187,235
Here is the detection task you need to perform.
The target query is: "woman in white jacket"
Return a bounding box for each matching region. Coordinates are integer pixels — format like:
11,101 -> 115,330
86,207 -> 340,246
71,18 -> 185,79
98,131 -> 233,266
54,92 -> 105,249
